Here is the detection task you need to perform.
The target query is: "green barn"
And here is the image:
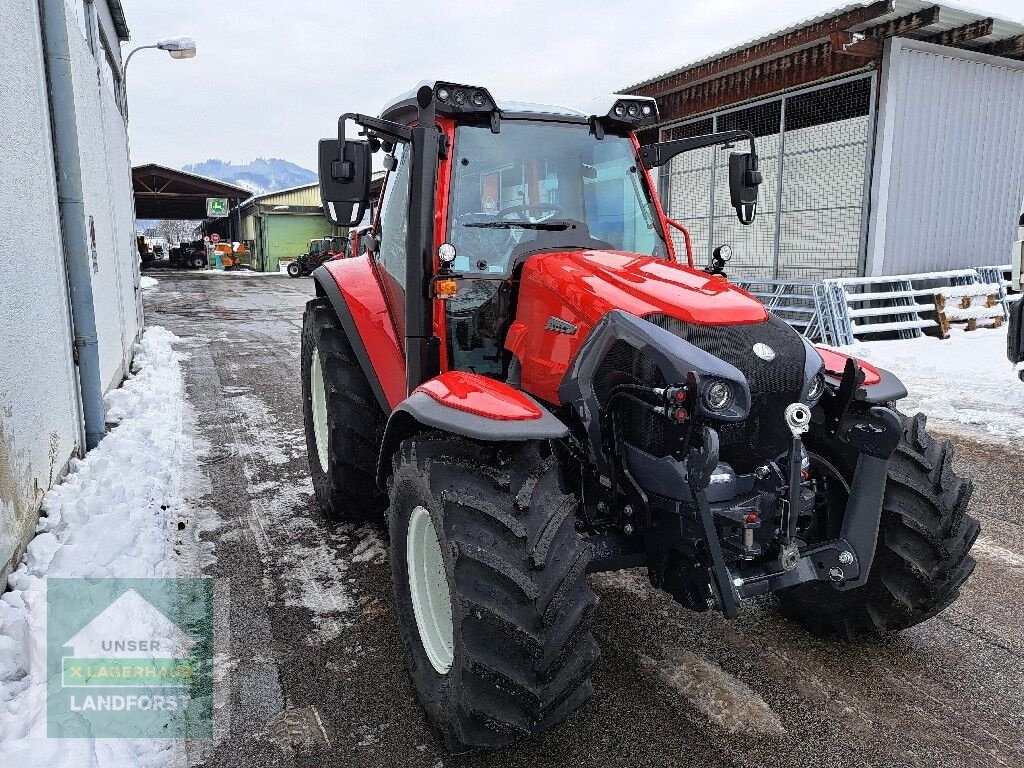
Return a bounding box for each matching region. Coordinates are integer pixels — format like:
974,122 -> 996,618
236,184 -> 340,272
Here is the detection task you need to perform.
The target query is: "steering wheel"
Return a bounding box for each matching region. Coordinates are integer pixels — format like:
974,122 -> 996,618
497,203 -> 565,223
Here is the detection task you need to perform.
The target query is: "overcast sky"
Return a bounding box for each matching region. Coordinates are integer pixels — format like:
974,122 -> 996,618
123,0 -> 1024,172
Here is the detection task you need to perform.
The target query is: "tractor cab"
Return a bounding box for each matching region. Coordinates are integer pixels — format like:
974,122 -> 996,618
319,82 -> 763,389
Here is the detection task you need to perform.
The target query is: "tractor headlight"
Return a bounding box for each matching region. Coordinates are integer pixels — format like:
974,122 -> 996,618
613,103 -> 626,117
627,103 -> 639,117
436,87 -> 451,103
806,372 -> 826,403
453,89 -> 468,105
471,90 -> 486,107
703,380 -> 734,412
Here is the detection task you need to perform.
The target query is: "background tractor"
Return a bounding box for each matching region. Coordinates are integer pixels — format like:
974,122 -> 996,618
300,82 -> 979,751
287,236 -> 348,277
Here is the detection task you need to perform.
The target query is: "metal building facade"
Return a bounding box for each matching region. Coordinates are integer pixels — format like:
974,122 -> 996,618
866,37 -> 1024,275
627,1 -> 1024,280
660,73 -> 876,281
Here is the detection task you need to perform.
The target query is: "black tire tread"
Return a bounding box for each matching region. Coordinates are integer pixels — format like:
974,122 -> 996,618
388,435 -> 598,751
301,297 -> 385,520
778,412 -> 979,639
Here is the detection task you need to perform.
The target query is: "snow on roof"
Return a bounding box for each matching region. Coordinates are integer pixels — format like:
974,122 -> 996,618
624,0 -> 1024,92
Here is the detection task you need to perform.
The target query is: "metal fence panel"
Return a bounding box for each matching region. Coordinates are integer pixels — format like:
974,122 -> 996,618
661,74 -> 874,281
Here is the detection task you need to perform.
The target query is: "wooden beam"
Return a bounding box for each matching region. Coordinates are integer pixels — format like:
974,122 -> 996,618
921,18 -> 994,47
862,5 -> 941,38
657,41 -> 871,124
979,34 -> 1024,59
629,0 -> 893,97
830,32 -> 884,59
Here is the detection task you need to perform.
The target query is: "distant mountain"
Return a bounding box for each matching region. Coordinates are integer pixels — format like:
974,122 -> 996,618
182,158 -> 317,197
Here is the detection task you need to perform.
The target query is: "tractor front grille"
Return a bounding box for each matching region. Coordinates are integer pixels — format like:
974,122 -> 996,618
647,314 -> 806,473
593,340 -> 675,456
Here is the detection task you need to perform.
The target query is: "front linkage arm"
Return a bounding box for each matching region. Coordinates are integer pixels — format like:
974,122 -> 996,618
732,402 -> 902,599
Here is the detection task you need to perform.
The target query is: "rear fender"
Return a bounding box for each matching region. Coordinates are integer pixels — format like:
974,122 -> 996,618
376,372 -> 569,486
312,258 -> 406,412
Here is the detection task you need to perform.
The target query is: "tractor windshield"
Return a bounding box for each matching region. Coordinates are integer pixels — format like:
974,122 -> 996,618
446,120 -> 667,274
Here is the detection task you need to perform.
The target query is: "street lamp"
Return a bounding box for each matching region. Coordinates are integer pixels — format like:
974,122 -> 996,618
124,37 -> 197,71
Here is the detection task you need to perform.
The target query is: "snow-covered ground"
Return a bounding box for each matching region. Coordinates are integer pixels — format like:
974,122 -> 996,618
140,276 -> 159,290
0,328 -> 197,767
839,324 -> 1024,445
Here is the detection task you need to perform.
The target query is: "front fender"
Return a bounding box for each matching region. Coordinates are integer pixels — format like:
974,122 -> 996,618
312,258 -> 406,412
376,372 -> 569,486
815,346 -> 908,403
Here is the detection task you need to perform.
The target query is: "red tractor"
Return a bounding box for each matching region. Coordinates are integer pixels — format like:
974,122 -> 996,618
301,83 -> 978,750
287,236 -> 350,277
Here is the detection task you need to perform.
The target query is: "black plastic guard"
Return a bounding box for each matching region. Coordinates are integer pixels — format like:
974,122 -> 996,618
1008,296 -> 1024,365
557,310 -> 751,473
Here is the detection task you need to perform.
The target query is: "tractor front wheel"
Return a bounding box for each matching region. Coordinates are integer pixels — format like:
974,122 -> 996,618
300,297 -> 386,521
778,412 -> 979,639
388,436 -> 599,751
287,261 -> 303,278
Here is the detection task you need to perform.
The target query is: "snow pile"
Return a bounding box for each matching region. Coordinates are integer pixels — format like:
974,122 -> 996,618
840,325 -> 1024,444
139,276 -> 159,290
940,305 -> 1002,322
932,283 -> 1000,299
0,326 -> 193,767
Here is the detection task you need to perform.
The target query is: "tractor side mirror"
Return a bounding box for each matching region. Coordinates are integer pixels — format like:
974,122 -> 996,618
319,138 -> 371,227
728,152 -> 762,226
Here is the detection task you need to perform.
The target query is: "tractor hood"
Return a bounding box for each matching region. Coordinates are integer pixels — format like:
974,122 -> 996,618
505,250 -> 769,404
520,250 -> 768,326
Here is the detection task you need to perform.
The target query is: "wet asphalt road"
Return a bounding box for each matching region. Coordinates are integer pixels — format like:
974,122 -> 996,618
145,270 -> 1024,768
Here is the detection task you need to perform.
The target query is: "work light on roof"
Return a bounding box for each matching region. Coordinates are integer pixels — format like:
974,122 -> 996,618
431,83 -> 497,115
605,98 -> 659,126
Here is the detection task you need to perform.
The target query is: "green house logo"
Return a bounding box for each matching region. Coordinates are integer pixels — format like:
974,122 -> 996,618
47,578 -> 214,738
206,197 -> 229,218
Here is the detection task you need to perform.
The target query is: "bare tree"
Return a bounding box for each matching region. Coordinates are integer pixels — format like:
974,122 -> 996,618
146,220 -> 204,245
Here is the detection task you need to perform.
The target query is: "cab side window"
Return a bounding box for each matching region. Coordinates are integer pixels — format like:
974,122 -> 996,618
376,143 -> 412,287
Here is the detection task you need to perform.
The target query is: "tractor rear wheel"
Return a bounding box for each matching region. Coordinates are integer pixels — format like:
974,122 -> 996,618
387,436 -> 599,751
777,412 -> 979,639
301,297 -> 386,521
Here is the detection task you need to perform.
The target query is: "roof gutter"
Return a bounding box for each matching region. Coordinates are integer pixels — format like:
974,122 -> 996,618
40,0 -> 107,450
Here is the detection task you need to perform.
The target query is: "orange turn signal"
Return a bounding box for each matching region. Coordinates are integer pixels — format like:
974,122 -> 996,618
433,278 -> 459,299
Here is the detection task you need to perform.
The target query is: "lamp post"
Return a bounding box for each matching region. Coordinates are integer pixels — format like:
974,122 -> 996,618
124,36 -> 197,74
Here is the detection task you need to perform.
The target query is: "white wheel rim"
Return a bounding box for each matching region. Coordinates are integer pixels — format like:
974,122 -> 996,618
310,348 -> 329,471
407,505 -> 454,674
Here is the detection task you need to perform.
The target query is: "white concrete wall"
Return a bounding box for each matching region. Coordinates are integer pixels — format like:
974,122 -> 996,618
0,0 -> 84,584
0,0 -> 141,583
67,3 -> 142,390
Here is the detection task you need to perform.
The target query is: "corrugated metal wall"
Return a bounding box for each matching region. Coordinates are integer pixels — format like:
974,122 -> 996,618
867,38 -> 1024,275
258,184 -> 322,207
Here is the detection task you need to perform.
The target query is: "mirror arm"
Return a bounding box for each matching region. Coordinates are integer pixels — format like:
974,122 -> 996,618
640,129 -> 757,169
337,112 -> 413,146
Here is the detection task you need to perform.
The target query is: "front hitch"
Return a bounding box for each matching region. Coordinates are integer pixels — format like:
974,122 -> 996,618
732,405 -> 903,598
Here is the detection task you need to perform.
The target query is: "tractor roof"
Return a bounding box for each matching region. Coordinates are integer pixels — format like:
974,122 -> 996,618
379,82 -> 656,126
